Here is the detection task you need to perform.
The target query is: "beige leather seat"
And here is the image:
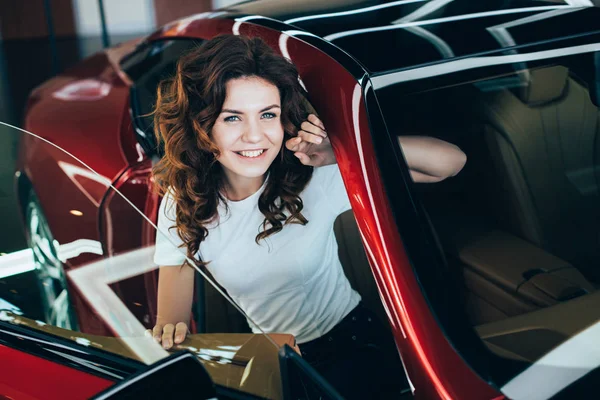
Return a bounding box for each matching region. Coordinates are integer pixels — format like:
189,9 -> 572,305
333,210 -> 388,324
477,65 -> 600,283
201,210 -> 386,334
425,66 -> 599,325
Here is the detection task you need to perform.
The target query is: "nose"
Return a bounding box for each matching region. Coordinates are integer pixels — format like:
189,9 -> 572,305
241,119 -> 264,143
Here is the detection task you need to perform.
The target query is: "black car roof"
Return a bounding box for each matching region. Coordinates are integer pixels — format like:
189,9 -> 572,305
226,0 -> 600,75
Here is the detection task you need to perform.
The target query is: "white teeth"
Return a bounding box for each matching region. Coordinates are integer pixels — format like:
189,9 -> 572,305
238,150 -> 264,158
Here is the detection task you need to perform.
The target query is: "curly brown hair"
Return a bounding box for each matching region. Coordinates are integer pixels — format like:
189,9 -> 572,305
152,34 -> 313,265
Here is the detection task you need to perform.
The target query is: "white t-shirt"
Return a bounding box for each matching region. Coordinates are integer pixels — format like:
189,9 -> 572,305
153,164 -> 361,344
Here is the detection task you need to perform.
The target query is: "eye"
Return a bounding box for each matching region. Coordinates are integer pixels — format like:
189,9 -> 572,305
261,112 -> 277,119
224,115 -> 240,122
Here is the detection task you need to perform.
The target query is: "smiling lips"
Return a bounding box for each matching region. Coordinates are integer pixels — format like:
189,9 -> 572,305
235,149 -> 266,158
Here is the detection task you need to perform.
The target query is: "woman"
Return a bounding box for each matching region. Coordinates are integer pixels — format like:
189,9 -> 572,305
151,34 -> 466,398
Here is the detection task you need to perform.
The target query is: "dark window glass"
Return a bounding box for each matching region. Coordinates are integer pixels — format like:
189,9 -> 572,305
373,49 -> 600,397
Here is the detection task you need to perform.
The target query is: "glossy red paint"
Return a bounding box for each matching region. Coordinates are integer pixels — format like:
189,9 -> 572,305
15,129 -> 111,334
146,16 -> 501,399
16,128 -> 112,334
0,344 -> 113,399
99,159 -> 157,328
24,52 -> 131,182
142,183 -> 161,328
146,15 -> 234,42
20,43 -> 135,264
352,93 -> 500,400
18,43 -> 143,335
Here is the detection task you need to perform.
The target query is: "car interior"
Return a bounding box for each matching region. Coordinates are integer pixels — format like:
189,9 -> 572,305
375,60 -> 600,364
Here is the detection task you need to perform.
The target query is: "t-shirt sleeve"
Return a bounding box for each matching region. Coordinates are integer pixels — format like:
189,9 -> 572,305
316,164 -> 352,216
153,189 -> 187,266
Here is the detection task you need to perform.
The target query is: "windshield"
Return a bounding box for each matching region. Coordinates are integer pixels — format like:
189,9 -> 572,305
0,123 -> 290,399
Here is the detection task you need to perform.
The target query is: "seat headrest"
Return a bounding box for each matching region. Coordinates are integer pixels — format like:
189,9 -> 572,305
516,66 -> 569,106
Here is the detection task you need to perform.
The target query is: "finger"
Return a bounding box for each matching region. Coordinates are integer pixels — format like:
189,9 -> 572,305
152,324 -> 163,343
174,322 -> 188,344
301,120 -> 326,137
298,130 -> 323,145
301,121 -> 326,138
285,136 -> 303,152
307,114 -> 325,130
162,324 -> 175,349
144,329 -> 152,338
294,152 -> 312,165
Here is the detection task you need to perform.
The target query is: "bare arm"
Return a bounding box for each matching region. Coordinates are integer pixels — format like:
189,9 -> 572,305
398,136 -> 467,183
287,115 -> 466,182
152,265 -> 195,348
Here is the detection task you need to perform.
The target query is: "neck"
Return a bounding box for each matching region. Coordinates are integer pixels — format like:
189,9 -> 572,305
222,173 -> 266,201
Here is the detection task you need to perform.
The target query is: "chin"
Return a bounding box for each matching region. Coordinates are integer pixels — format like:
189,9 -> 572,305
222,161 -> 270,179
234,168 -> 270,179
224,152 -> 278,177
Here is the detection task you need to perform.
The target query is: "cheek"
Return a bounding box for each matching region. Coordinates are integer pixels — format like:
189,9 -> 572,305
211,126 -> 237,151
267,125 -> 285,146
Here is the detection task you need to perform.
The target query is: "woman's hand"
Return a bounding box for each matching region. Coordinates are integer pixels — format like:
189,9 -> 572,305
145,322 -> 188,350
285,114 -> 336,167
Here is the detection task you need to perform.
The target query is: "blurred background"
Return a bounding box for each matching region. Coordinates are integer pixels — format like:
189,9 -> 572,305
0,0 -> 247,126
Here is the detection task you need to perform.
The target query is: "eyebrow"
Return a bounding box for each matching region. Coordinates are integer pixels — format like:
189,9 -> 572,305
221,104 -> 280,114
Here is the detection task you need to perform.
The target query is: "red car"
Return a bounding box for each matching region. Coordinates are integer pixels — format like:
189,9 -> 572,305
2,0 -> 600,398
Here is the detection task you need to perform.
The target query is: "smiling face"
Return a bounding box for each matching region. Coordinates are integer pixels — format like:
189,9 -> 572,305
211,76 -> 284,199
